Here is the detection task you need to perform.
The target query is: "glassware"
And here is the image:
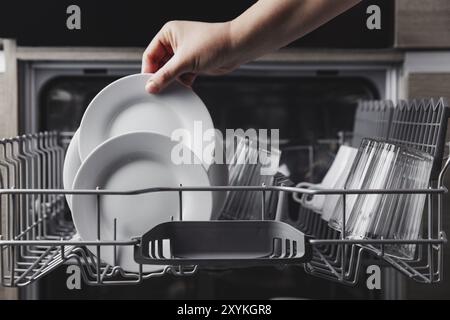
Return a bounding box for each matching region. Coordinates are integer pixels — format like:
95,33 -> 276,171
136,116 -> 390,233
328,139 -> 381,230
328,137 -> 433,259
221,134 -> 281,220
345,141 -> 401,239
384,149 -> 432,259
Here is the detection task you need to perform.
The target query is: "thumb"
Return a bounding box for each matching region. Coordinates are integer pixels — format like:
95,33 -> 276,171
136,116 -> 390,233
145,55 -> 190,93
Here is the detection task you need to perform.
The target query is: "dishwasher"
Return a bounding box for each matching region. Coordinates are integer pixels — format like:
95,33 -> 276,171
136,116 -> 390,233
1,94 -> 449,299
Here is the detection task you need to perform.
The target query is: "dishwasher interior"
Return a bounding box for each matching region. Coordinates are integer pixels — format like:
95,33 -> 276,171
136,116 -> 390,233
1,64 -> 449,299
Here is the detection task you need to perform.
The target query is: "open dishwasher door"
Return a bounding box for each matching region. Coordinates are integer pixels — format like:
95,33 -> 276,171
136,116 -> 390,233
16,60 -> 399,299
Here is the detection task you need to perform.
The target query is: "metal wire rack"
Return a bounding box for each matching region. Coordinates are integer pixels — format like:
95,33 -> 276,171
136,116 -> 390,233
0,132 -> 309,287
287,181 -> 448,285
285,97 -> 450,285
351,99 -> 393,148
0,132 -> 448,287
0,98 -> 449,288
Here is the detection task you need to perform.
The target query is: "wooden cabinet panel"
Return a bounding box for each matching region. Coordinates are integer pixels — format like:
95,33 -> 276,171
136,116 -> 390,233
0,40 -> 17,138
0,74 -> 18,299
396,0 -> 450,48
407,73 -> 450,98
0,40 -> 18,300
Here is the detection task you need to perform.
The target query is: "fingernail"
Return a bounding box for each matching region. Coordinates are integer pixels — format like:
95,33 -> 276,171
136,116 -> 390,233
145,80 -> 159,93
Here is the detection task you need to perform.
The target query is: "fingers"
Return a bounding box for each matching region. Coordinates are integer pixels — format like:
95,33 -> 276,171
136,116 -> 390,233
142,24 -> 174,74
145,55 -> 191,93
142,21 -> 199,93
142,38 -> 170,74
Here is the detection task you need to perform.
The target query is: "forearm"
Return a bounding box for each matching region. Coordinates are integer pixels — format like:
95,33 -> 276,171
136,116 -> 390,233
229,0 -> 361,63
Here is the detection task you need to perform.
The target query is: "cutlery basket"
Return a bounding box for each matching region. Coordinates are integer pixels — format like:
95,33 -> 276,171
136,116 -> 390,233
0,97 -> 449,288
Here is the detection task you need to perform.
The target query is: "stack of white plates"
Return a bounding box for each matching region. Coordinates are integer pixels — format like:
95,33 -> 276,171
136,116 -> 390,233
63,73 -> 228,272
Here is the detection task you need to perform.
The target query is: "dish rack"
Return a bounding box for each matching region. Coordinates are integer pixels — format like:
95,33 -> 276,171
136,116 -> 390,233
0,97 -> 449,288
286,97 -> 450,285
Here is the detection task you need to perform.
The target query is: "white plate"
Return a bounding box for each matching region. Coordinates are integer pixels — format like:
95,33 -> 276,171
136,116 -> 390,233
78,73 -> 215,167
62,129 -> 82,209
64,131 -> 227,217
71,132 -> 213,272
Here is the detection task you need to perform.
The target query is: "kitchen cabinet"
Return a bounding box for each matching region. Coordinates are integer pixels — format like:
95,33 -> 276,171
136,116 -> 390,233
406,72 -> 450,163
0,74 -> 18,298
0,39 -> 18,138
407,73 -> 450,98
0,39 -> 18,300
395,0 -> 450,48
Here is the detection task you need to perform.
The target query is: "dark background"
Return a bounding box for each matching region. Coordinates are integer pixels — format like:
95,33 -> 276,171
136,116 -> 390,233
0,0 -> 393,48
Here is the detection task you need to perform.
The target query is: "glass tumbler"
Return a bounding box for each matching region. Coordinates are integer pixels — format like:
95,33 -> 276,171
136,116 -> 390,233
345,141 -> 401,239
328,138 -> 381,231
384,148 -> 433,259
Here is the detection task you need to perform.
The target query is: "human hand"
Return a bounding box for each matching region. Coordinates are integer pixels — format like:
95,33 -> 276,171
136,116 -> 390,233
142,21 -> 240,93
142,0 -> 361,94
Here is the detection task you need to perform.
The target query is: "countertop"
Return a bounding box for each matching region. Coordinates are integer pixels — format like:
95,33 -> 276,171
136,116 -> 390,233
13,46 -> 405,64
